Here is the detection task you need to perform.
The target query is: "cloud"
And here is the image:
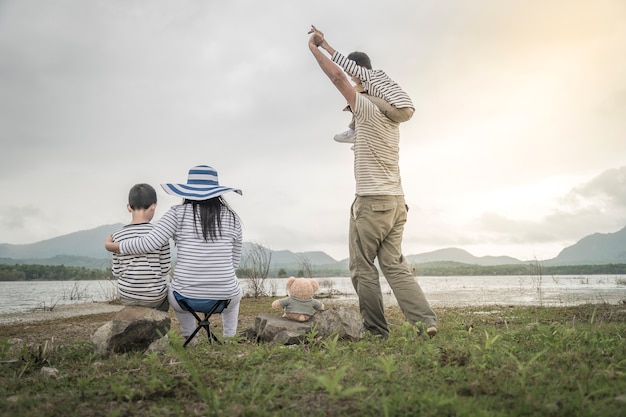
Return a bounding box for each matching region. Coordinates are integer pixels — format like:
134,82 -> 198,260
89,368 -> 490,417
1,0 -> 626,264
568,166 -> 626,205
472,167 -> 626,246
0,205 -> 41,231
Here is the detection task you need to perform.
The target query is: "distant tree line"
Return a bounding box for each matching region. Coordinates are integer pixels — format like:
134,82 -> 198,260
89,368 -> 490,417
0,256 -> 111,269
2,262 -> 626,282
541,264 -> 626,275
265,266 -> 349,278
0,264 -> 111,281
414,262 -> 529,276
414,262 -> 626,276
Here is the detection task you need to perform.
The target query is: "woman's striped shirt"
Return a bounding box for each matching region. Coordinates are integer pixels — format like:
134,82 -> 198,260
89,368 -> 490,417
119,204 -> 242,300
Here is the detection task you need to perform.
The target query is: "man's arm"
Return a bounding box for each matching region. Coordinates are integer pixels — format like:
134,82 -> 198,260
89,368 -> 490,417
308,26 -> 355,110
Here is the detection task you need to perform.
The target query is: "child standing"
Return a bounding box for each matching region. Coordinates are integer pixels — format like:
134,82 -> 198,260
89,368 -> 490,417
111,183 -> 171,311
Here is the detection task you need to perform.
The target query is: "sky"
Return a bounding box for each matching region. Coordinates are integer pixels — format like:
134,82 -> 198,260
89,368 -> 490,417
1,0 -> 625,262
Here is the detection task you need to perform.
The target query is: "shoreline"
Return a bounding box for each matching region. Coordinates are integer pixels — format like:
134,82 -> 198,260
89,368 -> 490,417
3,298 -> 626,327
0,302 -> 124,326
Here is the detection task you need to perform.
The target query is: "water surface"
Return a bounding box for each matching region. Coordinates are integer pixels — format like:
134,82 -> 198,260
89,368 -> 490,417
1,275 -> 624,315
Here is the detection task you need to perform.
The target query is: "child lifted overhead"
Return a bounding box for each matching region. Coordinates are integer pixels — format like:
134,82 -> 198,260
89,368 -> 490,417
309,25 -> 415,145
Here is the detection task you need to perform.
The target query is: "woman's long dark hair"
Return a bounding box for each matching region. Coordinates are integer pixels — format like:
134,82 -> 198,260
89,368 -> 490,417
183,196 -> 237,242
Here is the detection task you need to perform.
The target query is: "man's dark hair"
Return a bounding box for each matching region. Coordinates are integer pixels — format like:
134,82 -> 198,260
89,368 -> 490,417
128,183 -> 157,210
347,51 -> 372,69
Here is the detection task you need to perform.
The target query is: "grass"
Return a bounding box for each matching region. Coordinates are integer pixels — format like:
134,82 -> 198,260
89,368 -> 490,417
1,298 -> 626,416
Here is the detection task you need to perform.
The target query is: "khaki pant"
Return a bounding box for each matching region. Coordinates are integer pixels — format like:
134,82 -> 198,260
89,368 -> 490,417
349,195 -> 436,337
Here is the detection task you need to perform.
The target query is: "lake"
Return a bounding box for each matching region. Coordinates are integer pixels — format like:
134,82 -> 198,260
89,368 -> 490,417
1,275 -> 625,315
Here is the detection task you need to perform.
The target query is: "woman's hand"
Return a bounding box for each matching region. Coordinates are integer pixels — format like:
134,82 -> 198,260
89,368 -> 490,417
104,234 -> 120,254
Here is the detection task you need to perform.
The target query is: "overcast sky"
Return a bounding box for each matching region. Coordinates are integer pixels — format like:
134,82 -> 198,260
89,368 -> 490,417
1,0 -> 625,262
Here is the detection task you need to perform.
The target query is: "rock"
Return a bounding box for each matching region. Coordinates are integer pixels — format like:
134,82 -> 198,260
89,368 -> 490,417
91,307 -> 170,355
145,334 -> 170,354
310,305 -> 363,341
41,367 -> 59,379
246,306 -> 363,344
6,338 -> 24,357
252,314 -> 314,345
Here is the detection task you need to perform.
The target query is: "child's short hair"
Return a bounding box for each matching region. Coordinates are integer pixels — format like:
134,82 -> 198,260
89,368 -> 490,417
347,51 -> 372,70
128,183 -> 157,210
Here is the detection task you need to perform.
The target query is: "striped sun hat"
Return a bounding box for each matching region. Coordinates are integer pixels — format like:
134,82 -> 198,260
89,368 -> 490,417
160,165 -> 242,201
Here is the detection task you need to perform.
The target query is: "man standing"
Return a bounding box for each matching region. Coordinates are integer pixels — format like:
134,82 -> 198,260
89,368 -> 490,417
308,26 -> 437,338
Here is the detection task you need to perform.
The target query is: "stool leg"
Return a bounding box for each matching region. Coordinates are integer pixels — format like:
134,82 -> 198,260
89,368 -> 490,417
202,313 -> 222,344
183,327 -> 202,347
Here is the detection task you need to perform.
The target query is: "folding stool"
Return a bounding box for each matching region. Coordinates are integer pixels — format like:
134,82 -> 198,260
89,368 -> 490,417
172,291 -> 231,347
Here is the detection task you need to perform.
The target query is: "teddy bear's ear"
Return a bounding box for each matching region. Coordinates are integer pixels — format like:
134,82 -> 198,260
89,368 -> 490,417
311,279 -> 319,292
286,276 -> 296,289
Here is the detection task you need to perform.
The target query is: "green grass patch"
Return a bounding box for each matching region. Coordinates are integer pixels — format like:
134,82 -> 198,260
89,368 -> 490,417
1,301 -> 625,416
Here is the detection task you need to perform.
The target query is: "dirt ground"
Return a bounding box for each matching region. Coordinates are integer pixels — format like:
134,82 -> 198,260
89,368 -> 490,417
0,311 -> 119,345
0,303 -> 124,326
3,299 -> 625,347
0,299 -> 266,345
0,302 -> 123,344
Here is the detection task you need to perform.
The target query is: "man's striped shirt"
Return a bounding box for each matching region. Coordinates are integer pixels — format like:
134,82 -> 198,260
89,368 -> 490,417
353,93 -> 404,196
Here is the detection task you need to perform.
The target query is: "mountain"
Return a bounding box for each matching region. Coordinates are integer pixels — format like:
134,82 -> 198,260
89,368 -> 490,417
406,248 -> 523,266
253,247 -> 339,266
2,224 -> 626,269
0,225 -> 343,270
0,224 -> 124,260
543,226 -> 626,266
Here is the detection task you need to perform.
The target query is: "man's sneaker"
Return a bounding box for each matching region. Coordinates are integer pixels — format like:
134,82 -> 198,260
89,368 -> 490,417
333,130 -> 355,143
426,326 -> 438,338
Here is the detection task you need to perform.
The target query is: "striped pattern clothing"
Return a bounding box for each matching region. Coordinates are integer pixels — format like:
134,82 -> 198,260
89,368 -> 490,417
332,51 -> 414,110
353,93 -> 404,196
119,204 -> 242,300
112,223 -> 171,303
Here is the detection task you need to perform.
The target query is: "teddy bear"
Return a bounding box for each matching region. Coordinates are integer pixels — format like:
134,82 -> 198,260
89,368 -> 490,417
272,277 -> 325,322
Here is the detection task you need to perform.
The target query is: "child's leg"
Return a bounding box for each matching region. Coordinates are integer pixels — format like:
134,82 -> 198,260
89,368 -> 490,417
333,85 -> 363,144
334,121 -> 355,143
386,107 -> 414,123
334,106 -> 356,144
341,103 -> 355,131
119,294 -> 169,311
365,95 -> 414,123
